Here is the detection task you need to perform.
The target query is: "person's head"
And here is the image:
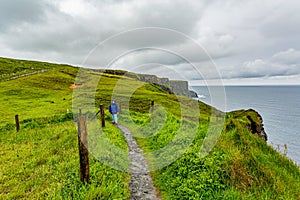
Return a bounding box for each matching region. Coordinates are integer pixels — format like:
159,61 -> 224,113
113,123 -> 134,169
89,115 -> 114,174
112,99 -> 116,104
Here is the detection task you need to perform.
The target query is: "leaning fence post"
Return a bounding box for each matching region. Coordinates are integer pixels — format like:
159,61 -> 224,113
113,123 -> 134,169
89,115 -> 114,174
100,104 -> 105,127
15,115 -> 20,132
119,103 -> 122,114
150,100 -> 154,113
77,110 -> 90,183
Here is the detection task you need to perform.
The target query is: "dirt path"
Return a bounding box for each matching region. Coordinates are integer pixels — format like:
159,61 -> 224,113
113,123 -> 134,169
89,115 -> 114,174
2,69 -> 48,82
118,125 -> 161,200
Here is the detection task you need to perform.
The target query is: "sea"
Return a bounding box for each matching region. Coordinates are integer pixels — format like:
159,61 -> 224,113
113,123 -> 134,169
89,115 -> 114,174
192,86 -> 300,165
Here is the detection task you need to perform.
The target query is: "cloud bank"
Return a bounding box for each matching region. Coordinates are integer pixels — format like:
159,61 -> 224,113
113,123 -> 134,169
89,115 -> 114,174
1,0 -> 300,85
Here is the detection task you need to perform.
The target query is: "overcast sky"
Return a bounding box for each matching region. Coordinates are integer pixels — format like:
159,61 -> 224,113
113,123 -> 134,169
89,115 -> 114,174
1,0 -> 300,85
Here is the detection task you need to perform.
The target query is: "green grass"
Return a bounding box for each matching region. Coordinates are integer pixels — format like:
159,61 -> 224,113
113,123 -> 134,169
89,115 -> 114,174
0,114 -> 130,199
0,68 -> 77,125
122,111 -> 300,199
0,57 -> 76,81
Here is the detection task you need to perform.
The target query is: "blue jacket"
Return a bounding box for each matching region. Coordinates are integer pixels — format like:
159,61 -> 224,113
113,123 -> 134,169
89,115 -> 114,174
109,103 -> 118,114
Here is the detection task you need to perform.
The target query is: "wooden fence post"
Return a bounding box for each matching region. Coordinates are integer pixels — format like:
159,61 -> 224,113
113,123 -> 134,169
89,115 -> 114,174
15,115 -> 20,132
77,110 -> 90,183
119,103 -> 122,114
100,104 -> 105,127
150,100 -> 154,113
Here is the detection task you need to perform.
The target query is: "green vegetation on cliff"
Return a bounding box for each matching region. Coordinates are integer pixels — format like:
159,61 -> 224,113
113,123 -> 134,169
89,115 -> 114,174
0,114 -> 130,199
123,110 -> 300,199
0,57 -> 299,199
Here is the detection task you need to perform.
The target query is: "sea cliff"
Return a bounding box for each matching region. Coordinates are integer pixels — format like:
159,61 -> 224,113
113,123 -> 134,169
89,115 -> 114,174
226,109 -> 268,141
99,69 -> 198,98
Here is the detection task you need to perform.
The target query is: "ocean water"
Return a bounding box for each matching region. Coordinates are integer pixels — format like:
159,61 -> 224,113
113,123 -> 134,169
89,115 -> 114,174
192,86 -> 300,165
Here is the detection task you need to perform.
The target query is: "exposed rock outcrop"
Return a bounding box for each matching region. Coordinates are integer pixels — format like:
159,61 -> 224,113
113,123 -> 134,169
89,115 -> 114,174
169,80 -> 189,97
137,73 -> 195,97
226,109 -> 268,142
189,90 -> 198,98
246,109 -> 268,141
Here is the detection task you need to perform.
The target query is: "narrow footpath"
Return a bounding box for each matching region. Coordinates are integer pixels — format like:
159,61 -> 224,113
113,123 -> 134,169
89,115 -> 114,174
2,69 -> 48,82
117,125 -> 161,200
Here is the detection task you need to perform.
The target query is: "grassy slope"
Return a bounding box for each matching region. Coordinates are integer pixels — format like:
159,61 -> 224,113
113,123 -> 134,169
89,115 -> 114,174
0,59 -> 131,199
0,115 -> 130,199
0,65 -> 77,125
0,57 -> 299,199
122,111 -> 300,199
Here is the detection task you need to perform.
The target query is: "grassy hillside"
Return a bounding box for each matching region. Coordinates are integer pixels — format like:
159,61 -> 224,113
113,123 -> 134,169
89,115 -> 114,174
121,110 -> 300,199
0,57 -> 299,199
0,114 -> 130,199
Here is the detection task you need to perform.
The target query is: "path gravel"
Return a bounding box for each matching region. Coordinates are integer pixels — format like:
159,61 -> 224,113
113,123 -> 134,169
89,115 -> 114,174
118,125 -> 161,200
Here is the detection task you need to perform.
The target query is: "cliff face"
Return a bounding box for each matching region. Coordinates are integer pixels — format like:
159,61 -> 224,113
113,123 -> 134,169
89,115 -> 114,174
139,74 -> 160,84
137,74 -> 193,97
169,80 -> 189,96
99,69 -> 195,97
189,90 -> 198,98
227,109 -> 268,141
246,109 -> 268,141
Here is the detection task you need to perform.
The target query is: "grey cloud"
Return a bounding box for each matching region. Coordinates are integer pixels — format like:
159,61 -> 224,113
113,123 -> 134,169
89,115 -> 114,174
0,0 -> 300,85
1,0 -> 209,66
271,49 -> 300,65
88,0 -> 208,34
259,1 -> 300,39
0,0 -> 51,31
220,51 -> 300,80
133,0 -> 208,34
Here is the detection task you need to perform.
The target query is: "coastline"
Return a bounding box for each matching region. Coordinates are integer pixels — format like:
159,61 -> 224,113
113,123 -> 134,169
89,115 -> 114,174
193,85 -> 300,165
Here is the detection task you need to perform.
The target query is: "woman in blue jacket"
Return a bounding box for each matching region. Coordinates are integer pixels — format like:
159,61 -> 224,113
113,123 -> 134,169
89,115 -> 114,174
109,99 -> 119,124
